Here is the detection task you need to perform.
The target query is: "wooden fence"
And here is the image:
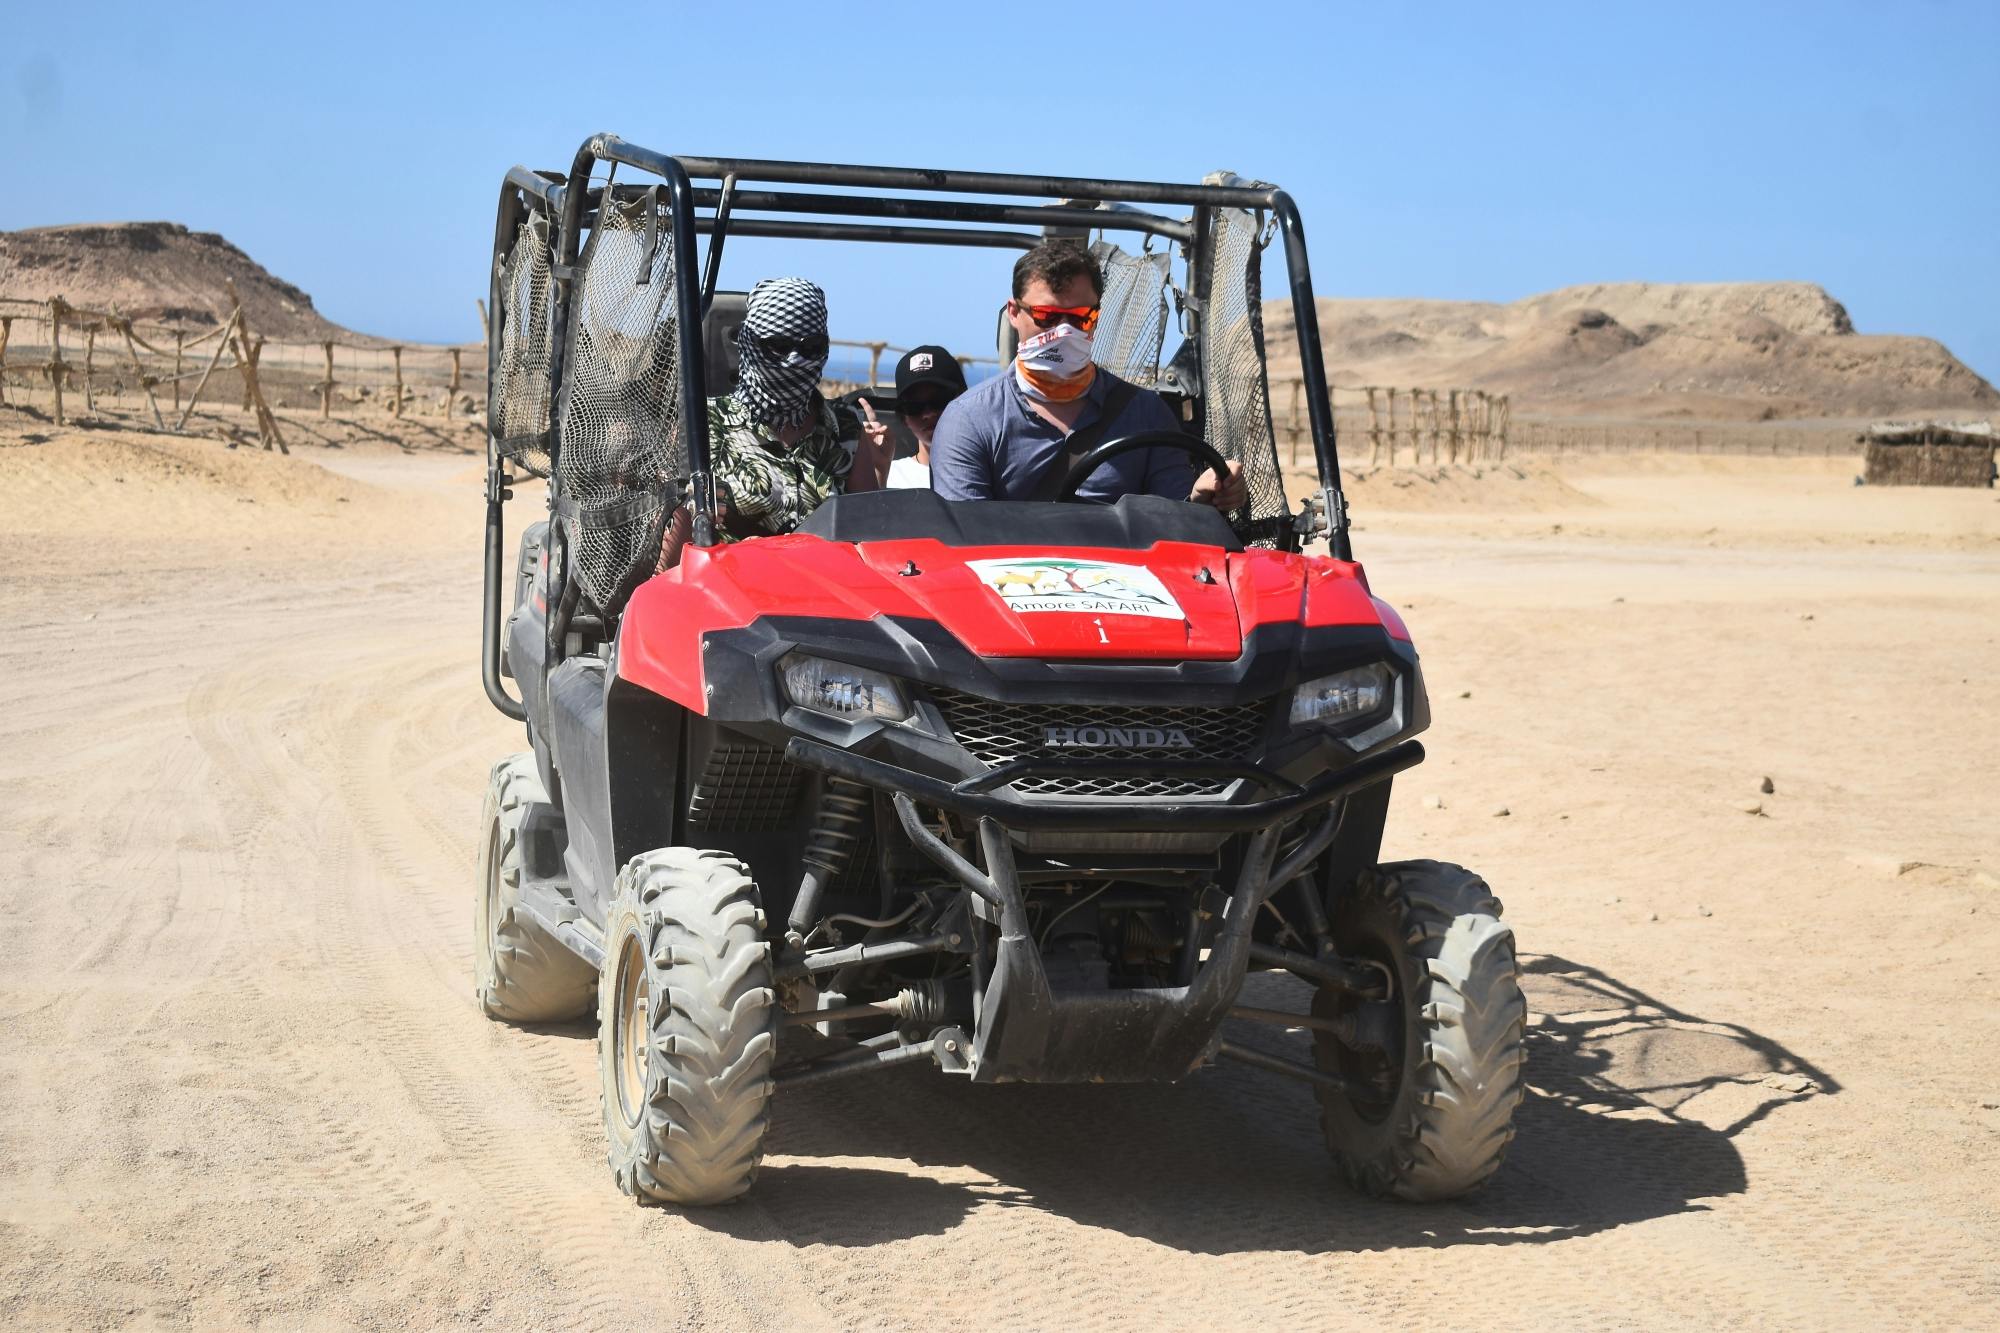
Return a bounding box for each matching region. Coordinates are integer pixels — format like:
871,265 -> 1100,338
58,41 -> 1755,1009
828,337 -> 999,389
1501,418 -> 1864,458
0,293 -> 485,447
1272,381 -> 1510,466
1270,377 -> 1869,465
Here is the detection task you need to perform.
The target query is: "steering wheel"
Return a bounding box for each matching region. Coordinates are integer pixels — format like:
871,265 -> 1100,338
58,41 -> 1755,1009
1054,430 -> 1234,508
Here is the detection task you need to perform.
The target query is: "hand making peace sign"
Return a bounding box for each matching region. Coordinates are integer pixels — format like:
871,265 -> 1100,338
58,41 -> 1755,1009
853,398 -> 894,491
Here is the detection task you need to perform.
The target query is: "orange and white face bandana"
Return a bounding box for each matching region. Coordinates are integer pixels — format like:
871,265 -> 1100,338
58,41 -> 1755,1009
1015,323 -> 1097,403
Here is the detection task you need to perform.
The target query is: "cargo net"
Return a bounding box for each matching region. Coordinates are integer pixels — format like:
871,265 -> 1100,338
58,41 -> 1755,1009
555,191 -> 684,616
1199,207 -> 1289,543
1090,240 -> 1170,386
491,212 -> 555,477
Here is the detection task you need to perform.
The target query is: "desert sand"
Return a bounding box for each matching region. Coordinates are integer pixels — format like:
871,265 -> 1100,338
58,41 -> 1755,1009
1,408 -> 1996,1329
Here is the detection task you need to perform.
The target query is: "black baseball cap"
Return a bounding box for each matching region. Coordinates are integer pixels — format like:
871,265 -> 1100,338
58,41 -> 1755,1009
894,345 -> 966,402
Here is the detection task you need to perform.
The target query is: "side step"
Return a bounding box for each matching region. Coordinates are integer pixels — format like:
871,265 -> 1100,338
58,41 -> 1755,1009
511,796 -> 605,969
518,879 -> 605,969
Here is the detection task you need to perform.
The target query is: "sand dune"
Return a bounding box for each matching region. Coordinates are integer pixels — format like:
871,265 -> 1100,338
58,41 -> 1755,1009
0,221 -> 352,339
1267,281 -> 1999,421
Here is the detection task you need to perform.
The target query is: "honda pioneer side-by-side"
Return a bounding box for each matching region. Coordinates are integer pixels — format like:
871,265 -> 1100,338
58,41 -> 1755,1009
474,135 -> 1526,1206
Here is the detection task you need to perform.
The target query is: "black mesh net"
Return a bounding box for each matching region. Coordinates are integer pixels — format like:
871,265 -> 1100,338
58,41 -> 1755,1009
555,191 -> 684,615
1090,240 -> 1170,387
1199,206 -> 1289,542
492,213 -> 555,477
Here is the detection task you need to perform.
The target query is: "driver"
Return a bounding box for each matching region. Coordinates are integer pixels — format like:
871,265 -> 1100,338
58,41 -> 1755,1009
929,239 -> 1244,509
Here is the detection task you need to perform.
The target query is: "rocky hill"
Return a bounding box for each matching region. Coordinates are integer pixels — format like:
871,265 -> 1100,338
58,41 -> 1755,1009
0,222 -> 351,340
1265,281 -> 1997,420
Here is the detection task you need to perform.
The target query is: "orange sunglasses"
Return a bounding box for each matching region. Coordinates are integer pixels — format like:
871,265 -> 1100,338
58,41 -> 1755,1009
1016,302 -> 1100,334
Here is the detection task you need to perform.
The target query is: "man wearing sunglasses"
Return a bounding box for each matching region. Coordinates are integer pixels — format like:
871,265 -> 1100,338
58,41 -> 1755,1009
703,277 -> 893,542
885,345 -> 967,490
929,239 -> 1245,510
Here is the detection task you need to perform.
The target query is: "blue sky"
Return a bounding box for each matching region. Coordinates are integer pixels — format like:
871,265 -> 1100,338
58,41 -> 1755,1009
4,1 -> 1995,383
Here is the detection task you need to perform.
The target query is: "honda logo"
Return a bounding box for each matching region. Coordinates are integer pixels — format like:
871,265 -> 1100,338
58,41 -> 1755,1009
1044,724 -> 1194,749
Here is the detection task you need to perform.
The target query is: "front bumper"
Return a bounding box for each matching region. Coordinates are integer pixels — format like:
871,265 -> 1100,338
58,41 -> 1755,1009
786,736 -> 1423,1082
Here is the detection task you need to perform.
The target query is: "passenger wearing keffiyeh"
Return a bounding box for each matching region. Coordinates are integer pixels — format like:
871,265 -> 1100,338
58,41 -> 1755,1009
732,277 -> 831,430
662,278 -> 888,562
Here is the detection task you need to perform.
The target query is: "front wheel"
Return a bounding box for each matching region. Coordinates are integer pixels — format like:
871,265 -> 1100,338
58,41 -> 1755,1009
1313,860 -> 1527,1200
599,848 -> 777,1206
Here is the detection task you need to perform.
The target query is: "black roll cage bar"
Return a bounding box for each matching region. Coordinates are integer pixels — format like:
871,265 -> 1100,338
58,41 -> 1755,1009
482,133 -> 1350,719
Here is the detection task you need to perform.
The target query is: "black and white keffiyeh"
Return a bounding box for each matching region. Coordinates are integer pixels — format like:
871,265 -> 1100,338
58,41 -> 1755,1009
735,277 -> 829,429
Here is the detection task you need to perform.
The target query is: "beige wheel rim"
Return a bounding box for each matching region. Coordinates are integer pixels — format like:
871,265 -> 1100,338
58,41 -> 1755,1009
612,933 -> 650,1129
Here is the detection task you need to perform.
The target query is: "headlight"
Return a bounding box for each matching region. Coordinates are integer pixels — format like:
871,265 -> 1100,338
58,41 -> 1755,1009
780,652 -> 910,723
1289,663 -> 1394,730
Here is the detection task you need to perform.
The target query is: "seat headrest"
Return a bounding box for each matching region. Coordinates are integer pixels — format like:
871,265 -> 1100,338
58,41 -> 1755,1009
702,291 -> 748,397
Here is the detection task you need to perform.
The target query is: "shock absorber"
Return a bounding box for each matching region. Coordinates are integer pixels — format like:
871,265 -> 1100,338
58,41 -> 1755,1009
786,776 -> 870,951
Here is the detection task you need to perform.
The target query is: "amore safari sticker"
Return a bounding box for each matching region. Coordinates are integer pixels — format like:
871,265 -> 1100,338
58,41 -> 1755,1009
966,558 -> 1185,620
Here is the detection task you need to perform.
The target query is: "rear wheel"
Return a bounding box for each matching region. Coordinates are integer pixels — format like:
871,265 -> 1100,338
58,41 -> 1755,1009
475,754 -> 596,1023
1313,860 -> 1526,1200
599,848 -> 776,1206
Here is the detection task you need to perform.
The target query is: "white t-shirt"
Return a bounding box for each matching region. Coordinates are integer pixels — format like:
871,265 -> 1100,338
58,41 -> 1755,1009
887,456 -> 931,490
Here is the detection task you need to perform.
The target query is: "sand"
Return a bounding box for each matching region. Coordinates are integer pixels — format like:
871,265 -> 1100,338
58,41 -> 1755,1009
1,409 -> 1996,1328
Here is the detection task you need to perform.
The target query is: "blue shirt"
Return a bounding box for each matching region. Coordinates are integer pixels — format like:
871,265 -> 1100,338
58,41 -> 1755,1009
929,366 -> 1194,503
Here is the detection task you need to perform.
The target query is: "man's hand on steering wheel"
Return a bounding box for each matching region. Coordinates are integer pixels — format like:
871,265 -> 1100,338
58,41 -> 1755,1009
1054,431 -> 1241,518
1190,459 -> 1246,511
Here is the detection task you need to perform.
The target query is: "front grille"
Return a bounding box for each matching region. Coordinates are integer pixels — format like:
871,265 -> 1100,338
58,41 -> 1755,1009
930,690 -> 1267,797
687,743 -> 802,831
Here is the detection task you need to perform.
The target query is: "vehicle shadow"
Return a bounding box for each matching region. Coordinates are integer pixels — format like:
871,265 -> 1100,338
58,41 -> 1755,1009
721,953 -> 1836,1253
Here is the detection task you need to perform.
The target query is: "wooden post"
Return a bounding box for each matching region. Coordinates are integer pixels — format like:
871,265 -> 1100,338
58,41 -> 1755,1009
321,341 -> 335,419
223,279 -> 286,453
391,346 -> 404,418
1447,390 -> 1461,465
447,346 -> 462,416
173,330 -> 184,415
175,308 -> 241,431
0,315 -> 11,408
1365,386 -> 1382,468
48,299 -> 66,426
475,299 -> 489,340
1495,395 -> 1510,460
240,335 -> 261,411
83,324 -> 97,415
116,315 -> 165,429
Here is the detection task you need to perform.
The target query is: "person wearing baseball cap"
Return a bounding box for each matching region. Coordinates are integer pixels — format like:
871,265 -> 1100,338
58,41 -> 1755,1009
887,345 -> 967,489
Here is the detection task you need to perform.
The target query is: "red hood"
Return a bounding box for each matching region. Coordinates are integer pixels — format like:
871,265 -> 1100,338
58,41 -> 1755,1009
618,535 -> 1406,710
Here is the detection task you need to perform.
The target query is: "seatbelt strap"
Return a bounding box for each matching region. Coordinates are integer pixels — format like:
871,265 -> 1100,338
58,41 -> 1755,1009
1029,379 -> 1140,502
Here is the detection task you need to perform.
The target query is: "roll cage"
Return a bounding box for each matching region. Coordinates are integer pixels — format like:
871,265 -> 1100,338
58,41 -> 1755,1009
483,133 -> 1351,720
